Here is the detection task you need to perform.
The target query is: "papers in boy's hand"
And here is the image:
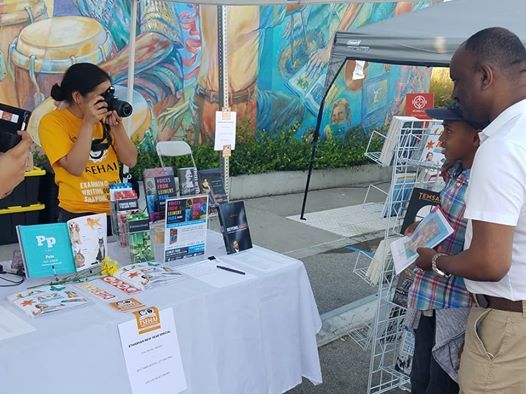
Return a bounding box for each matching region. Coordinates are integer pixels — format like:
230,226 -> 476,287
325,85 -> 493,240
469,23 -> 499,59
391,209 -> 454,275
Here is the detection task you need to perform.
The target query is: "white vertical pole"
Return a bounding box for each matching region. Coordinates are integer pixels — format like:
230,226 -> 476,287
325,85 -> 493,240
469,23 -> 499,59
122,0 -> 138,180
125,0 -> 138,135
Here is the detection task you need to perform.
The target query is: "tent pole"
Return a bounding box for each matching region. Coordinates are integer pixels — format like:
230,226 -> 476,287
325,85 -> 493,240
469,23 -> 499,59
300,58 -> 348,220
120,0 -> 138,181
126,0 -> 138,131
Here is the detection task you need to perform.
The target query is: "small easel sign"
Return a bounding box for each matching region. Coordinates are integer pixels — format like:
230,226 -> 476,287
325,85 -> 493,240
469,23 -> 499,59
214,108 -> 237,152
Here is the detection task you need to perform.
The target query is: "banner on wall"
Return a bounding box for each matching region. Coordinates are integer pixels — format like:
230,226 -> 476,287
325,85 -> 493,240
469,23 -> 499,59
405,93 -> 434,119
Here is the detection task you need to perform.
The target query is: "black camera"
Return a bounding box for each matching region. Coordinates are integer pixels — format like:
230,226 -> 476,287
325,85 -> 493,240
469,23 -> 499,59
0,103 -> 31,153
101,86 -> 133,118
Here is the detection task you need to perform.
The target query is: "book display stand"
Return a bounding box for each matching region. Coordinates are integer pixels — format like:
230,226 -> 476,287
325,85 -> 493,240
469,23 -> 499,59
346,117 -> 445,393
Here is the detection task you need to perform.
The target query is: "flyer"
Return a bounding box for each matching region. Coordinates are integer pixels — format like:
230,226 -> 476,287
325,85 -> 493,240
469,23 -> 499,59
118,307 -> 187,394
164,196 -> 208,262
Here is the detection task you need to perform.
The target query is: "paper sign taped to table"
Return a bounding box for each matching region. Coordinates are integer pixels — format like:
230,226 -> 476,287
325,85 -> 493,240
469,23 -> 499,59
214,111 -> 236,151
118,307 -> 187,394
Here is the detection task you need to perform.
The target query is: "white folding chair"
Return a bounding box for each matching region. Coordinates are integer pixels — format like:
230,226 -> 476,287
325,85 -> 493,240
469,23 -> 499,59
156,141 -> 197,169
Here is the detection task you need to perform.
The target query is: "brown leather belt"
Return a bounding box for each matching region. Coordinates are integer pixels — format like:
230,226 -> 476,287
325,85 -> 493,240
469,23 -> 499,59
473,294 -> 524,313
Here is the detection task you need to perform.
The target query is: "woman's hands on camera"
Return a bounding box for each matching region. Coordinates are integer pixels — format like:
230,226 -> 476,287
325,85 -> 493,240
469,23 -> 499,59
82,96 -> 111,126
106,110 -> 123,128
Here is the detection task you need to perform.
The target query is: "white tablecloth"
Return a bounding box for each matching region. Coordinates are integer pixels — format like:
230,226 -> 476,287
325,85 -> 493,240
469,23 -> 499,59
0,231 -> 322,394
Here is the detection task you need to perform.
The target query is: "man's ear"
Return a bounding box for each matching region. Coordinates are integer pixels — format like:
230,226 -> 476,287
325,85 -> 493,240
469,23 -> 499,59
480,64 -> 495,91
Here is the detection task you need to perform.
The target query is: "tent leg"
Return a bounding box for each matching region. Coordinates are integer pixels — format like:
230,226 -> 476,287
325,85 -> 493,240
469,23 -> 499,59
300,136 -> 319,220
300,58 -> 348,220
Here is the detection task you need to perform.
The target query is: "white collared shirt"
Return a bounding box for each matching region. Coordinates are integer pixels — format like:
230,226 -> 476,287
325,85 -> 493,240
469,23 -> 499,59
464,99 -> 526,300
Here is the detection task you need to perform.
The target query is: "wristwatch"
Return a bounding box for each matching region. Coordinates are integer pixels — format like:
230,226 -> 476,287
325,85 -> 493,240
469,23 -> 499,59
431,253 -> 450,278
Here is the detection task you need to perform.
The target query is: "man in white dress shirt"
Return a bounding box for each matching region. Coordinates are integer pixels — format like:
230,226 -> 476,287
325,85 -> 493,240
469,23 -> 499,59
415,27 -> 526,393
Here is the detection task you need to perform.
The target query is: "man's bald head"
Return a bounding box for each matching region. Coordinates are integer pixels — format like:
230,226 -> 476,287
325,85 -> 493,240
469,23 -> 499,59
464,27 -> 526,76
450,27 -> 526,124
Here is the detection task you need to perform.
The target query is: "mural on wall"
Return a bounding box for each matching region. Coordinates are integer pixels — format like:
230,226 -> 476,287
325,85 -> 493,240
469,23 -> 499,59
0,0 -> 438,148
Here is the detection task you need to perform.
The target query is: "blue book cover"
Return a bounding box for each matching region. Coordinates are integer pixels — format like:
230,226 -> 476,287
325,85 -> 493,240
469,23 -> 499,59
17,223 -> 76,278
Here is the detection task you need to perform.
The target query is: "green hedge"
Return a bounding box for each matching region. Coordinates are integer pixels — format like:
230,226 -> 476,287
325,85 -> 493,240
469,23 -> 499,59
130,122 -> 382,180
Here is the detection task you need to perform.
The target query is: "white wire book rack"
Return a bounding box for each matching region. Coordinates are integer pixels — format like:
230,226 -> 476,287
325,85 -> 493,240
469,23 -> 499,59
348,116 -> 445,393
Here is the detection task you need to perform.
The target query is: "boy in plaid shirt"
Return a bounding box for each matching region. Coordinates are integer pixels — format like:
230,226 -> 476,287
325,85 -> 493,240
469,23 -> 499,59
405,105 -> 481,394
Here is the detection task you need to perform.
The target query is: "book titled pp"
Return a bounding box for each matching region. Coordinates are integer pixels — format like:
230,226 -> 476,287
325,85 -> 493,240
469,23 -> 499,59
217,201 -> 253,254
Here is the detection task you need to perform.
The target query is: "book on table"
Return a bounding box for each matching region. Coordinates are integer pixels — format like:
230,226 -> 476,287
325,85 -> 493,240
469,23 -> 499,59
16,214 -> 107,278
217,201 -> 253,254
198,168 -> 227,215
164,195 -> 208,262
178,167 -> 200,196
143,167 -> 179,222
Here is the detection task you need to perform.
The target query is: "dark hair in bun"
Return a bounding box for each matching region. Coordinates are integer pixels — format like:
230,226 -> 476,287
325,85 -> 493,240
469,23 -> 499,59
50,63 -> 111,102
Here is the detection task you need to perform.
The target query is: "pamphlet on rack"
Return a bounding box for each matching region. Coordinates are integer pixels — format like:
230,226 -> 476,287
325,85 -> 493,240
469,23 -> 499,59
382,173 -> 416,218
8,284 -> 90,317
164,196 -> 208,262
390,209 -> 454,275
217,201 -> 253,254
118,307 -> 187,394
17,213 -> 107,278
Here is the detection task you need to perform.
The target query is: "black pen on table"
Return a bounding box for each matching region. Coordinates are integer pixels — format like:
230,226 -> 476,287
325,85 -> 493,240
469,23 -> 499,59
216,265 -> 246,275
208,256 -> 246,275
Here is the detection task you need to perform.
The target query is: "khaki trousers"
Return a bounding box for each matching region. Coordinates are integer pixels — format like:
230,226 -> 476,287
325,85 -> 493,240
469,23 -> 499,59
459,306 -> 526,393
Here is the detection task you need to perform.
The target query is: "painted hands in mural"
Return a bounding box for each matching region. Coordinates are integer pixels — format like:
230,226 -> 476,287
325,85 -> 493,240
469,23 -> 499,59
307,47 -> 332,75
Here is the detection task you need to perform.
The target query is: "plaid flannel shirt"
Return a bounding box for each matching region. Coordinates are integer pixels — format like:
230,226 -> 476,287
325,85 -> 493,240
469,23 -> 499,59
407,162 -> 473,310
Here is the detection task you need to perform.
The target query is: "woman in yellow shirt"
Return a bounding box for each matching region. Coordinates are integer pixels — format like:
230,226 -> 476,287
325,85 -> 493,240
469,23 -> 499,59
39,63 -> 137,233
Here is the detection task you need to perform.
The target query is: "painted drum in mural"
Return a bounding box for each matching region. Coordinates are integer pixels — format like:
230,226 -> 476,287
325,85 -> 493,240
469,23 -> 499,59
0,0 -> 48,106
27,85 -> 152,146
9,16 -> 114,108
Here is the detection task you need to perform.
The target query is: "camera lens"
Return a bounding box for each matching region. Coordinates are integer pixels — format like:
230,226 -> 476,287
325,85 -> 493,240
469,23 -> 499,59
114,100 -> 133,118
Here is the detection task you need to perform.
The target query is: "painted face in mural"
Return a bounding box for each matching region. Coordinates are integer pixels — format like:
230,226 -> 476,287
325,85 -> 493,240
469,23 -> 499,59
330,99 -> 351,125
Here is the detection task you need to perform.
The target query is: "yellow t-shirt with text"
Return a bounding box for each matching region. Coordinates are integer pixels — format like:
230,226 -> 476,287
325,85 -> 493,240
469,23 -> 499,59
39,108 -> 120,214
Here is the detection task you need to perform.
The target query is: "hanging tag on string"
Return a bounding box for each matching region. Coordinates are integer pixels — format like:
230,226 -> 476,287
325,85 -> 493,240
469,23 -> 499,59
222,144 -> 232,158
